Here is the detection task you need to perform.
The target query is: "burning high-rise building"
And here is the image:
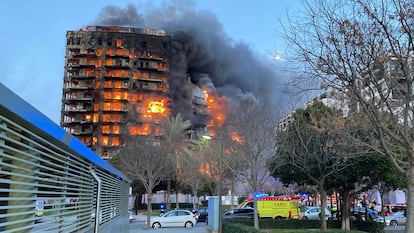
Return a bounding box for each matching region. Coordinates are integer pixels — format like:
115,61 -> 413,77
61,26 -> 172,158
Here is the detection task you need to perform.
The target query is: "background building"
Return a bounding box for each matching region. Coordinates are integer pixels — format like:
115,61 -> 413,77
61,26 -> 171,159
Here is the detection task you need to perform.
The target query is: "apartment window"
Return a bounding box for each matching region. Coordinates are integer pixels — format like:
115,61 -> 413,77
103,114 -> 111,122
102,136 -> 109,145
90,37 -> 96,46
116,38 -> 122,47
114,92 -> 121,99
104,103 -> 111,110
102,125 -> 110,134
104,92 -> 112,99
105,81 -> 112,88
67,37 -> 74,45
113,114 -> 121,122
141,41 -> 147,49
97,48 -> 103,56
96,59 -> 102,68
112,125 -> 120,134
113,103 -> 122,111
93,114 -> 99,123
107,38 -> 112,46
111,137 -> 120,146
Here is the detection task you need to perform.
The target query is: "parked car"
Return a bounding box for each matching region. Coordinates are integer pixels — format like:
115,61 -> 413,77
149,210 -> 196,229
351,206 -> 377,220
301,206 -> 332,220
192,207 -> 208,222
223,207 -> 254,219
382,203 -> 407,215
376,210 -> 406,226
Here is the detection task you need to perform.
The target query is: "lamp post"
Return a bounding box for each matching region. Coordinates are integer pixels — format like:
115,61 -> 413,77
202,133 -> 223,233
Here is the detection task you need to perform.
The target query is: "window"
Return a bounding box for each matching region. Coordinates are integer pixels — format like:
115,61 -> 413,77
113,114 -> 121,122
102,125 -> 110,134
141,41 -> 147,49
111,137 -> 120,145
112,125 -> 120,134
116,39 -> 122,47
102,136 -> 109,145
97,48 -> 103,56
103,114 -> 111,122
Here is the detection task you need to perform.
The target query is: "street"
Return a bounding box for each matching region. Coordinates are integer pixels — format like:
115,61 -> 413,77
129,215 -> 208,233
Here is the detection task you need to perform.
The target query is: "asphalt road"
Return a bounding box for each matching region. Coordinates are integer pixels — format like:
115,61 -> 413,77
384,225 -> 405,233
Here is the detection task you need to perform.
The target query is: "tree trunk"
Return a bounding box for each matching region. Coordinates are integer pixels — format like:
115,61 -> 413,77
319,180 -> 328,232
166,179 -> 171,210
175,190 -> 180,209
146,195 -> 152,229
253,198 -> 260,230
405,161 -> 414,233
340,191 -> 351,231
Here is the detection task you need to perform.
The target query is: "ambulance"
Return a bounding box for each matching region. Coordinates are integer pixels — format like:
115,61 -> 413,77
239,195 -> 301,219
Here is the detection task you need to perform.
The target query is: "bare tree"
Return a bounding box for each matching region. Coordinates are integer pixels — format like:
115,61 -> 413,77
112,136 -> 172,229
225,102 -> 279,230
284,0 -> 414,232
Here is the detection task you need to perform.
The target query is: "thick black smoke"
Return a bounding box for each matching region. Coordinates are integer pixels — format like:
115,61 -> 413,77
94,2 -> 290,121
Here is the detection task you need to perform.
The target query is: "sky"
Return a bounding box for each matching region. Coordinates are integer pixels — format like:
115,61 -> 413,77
0,0 -> 303,124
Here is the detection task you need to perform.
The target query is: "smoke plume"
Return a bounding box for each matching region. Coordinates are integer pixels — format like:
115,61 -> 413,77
93,2 -> 290,121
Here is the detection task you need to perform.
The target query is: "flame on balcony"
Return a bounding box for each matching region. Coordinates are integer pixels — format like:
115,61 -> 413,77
129,97 -> 168,135
203,89 -> 228,135
148,101 -> 166,114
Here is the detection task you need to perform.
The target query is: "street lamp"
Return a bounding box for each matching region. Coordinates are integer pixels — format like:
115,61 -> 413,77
202,133 -> 223,233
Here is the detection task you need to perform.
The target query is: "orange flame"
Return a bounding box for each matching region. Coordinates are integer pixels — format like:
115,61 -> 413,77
203,89 -> 228,135
231,131 -> 245,144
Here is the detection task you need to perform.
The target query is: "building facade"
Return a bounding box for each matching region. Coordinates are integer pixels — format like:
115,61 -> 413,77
61,26 -> 171,159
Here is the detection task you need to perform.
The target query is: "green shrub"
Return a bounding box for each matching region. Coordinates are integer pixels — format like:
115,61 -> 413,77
352,219 -> 384,233
226,218 -> 383,233
258,219 -> 341,229
223,221 -> 263,233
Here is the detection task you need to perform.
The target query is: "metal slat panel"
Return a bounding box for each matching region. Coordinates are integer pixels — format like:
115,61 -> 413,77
1,101 -> 130,232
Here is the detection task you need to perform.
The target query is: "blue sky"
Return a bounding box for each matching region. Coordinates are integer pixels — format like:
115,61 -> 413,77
0,0 -> 302,124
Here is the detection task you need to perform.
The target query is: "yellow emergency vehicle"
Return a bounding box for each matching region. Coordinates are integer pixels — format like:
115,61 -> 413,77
239,196 -> 301,219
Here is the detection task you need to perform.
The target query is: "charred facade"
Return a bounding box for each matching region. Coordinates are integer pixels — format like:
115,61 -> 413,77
61,26 -> 171,159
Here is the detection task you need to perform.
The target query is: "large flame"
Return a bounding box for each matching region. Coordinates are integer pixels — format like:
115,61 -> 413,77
130,97 -> 169,135
203,89 -> 228,136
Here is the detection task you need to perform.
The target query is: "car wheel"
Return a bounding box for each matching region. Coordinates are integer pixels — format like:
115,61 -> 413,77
152,222 -> 161,229
302,216 -> 308,220
390,220 -> 398,226
185,221 -> 193,228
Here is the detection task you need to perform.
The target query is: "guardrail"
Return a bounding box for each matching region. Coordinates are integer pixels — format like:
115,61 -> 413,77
0,83 -> 131,233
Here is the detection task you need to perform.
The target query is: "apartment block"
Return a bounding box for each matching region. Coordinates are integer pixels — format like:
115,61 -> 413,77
61,26 -> 170,159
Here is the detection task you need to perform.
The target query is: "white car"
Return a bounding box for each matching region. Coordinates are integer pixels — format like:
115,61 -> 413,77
376,210 -> 406,226
301,207 -> 332,220
149,210 -> 197,229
